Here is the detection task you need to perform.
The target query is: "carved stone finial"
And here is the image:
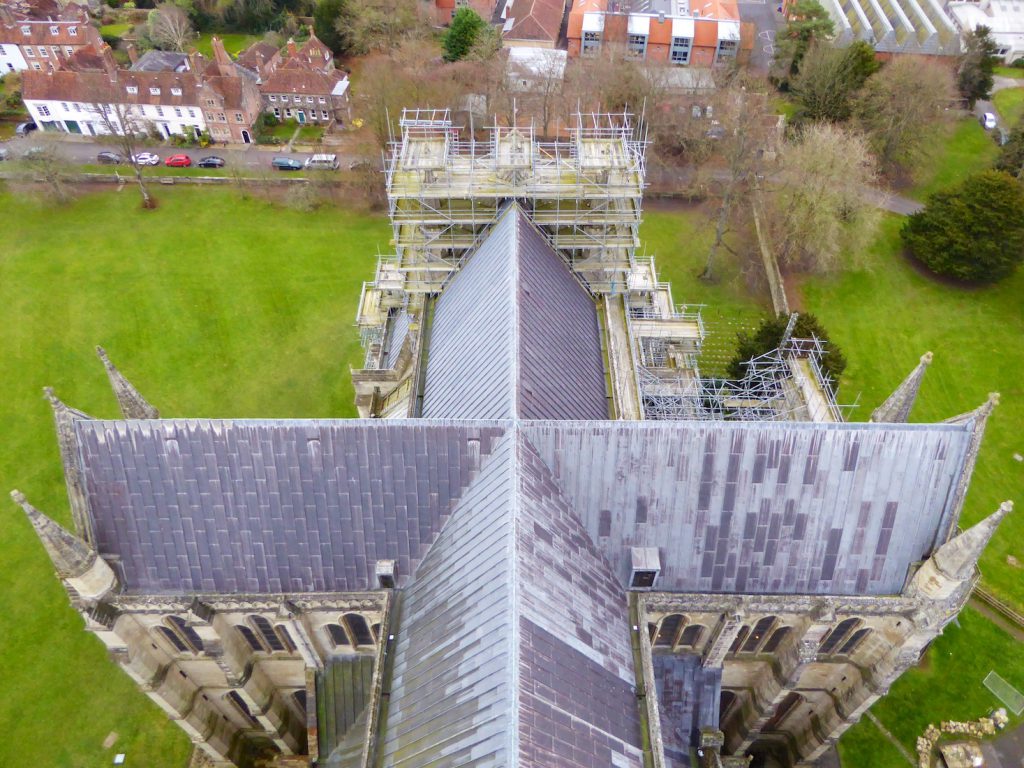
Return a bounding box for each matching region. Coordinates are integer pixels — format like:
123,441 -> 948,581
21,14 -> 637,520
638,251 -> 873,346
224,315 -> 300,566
11,489 -> 96,579
43,388 -> 95,544
933,501 -> 1013,581
940,393 -> 1001,539
871,351 -> 933,423
96,346 -> 160,420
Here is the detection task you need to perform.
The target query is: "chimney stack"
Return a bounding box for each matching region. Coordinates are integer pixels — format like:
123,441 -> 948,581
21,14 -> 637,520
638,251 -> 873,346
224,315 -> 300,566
211,35 -> 233,70
126,41 -> 138,65
287,38 -> 299,59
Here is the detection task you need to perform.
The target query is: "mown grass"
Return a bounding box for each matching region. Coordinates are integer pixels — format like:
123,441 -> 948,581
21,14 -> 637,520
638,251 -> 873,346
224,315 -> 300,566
994,87 -> 1024,127
801,215 -> 1024,610
839,609 -> 1024,767
909,118 -> 1000,201
193,32 -> 260,58
0,186 -> 387,767
995,66 -> 1024,79
99,23 -> 133,39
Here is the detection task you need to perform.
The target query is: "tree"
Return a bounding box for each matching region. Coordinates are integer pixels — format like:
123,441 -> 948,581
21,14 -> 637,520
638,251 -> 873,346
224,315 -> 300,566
20,135 -> 73,205
351,0 -> 425,54
958,25 -> 999,108
728,313 -> 847,384
790,41 -> 879,122
148,3 -> 194,51
313,0 -> 357,55
84,82 -> 157,209
775,0 -> 835,78
854,56 -> 954,175
996,120 -> 1024,177
762,122 -> 879,273
901,170 -> 1024,283
443,8 -> 486,62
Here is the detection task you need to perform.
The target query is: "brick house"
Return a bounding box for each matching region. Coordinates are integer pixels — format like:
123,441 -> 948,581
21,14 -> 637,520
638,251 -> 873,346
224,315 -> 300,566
237,33 -> 350,126
0,0 -> 103,75
20,37 -> 262,143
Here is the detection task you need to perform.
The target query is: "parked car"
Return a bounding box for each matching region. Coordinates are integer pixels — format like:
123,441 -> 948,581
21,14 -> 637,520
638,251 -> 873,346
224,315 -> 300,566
15,121 -> 37,136
164,154 -> 192,168
304,153 -> 339,170
97,151 -> 124,165
272,156 -> 302,171
981,112 -> 998,130
0,147 -> 9,162
196,156 -> 225,169
131,152 -> 160,166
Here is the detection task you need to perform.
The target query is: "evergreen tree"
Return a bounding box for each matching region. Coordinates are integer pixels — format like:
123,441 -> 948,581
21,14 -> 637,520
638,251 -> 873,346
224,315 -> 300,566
728,314 -> 847,385
958,25 -> 999,107
901,170 -> 1024,283
791,40 -> 880,122
775,0 -> 835,77
442,7 -> 486,62
313,0 -> 356,55
996,121 -> 1024,178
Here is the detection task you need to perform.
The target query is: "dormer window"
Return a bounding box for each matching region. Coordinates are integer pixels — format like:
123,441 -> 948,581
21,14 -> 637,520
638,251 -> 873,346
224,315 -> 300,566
126,86 -> 138,94
150,87 -> 161,96
21,25 -> 30,35
171,87 -> 181,96
49,25 -> 58,35
39,47 -> 48,58
69,26 -> 77,36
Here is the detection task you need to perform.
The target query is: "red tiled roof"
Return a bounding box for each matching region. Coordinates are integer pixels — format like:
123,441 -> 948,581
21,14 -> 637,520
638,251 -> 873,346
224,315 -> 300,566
505,0 -> 565,42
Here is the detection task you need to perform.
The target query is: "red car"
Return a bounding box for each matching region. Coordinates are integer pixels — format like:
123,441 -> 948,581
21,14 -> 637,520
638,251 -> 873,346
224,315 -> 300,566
164,154 -> 192,168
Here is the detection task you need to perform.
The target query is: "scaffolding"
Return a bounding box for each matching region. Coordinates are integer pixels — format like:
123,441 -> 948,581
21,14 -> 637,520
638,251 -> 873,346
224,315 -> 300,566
378,108 -> 649,296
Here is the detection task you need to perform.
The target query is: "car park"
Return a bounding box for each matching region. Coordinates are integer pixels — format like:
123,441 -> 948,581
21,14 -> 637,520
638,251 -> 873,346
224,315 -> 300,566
164,154 -> 192,167
196,156 -> 225,168
15,121 -> 37,136
97,151 -> 124,165
131,152 -> 160,166
981,112 -> 998,130
272,156 -> 303,171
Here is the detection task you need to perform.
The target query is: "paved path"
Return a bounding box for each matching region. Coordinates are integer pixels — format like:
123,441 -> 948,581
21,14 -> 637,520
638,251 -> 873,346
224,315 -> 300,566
860,186 -> 923,216
984,721 -> 1024,768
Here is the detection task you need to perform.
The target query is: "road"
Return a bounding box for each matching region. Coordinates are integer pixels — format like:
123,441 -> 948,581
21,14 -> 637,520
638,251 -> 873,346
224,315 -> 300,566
2,132 -> 349,170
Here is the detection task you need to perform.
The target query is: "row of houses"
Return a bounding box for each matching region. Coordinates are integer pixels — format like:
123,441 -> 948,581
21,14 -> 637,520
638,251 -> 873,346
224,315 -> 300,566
15,27 -> 350,143
0,0 -> 102,74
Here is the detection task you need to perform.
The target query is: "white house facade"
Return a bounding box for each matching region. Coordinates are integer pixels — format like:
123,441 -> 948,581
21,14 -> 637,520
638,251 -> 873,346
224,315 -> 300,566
0,40 -> 27,73
23,97 -> 207,138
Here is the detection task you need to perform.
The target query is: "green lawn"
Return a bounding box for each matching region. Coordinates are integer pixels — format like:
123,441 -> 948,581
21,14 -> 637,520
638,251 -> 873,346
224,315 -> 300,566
0,186 -> 387,767
262,119 -> 326,144
839,609 -> 1024,767
99,23 -> 132,39
910,118 -> 1000,201
193,32 -> 259,58
994,87 -> 1024,127
995,66 -> 1024,79
801,215 -> 1024,610
640,205 -> 771,376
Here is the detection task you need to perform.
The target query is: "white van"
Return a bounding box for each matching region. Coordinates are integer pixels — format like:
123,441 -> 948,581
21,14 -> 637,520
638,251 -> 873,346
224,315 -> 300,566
304,153 -> 340,170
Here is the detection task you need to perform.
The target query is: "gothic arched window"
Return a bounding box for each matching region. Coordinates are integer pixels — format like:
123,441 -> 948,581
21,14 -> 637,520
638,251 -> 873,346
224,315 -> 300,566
251,616 -> 286,652
343,613 -> 374,647
838,627 -> 872,656
762,626 -> 792,654
326,623 -> 349,647
741,616 -> 777,653
156,615 -> 203,654
679,624 -> 706,648
654,614 -> 685,647
819,618 -> 861,655
236,624 -> 263,652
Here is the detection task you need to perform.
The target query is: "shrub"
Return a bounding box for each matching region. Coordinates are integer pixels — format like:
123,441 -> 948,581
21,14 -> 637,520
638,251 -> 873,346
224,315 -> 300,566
442,8 -> 486,62
901,170 -> 1024,283
728,314 -> 847,386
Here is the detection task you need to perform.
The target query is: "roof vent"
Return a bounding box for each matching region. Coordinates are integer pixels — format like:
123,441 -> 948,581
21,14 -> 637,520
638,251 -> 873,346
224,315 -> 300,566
375,559 -> 396,589
629,547 -> 660,590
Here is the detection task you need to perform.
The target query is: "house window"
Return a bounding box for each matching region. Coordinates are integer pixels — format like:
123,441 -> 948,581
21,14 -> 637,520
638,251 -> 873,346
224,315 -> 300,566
670,36 -> 691,64
582,31 -> 600,55
206,112 -> 214,122
31,62 -> 40,70
285,108 -> 292,117
187,109 -> 195,118
269,94 -> 277,102
69,26 -> 77,36
39,47 -> 48,58
150,87 -> 160,95
64,47 -> 73,56
273,107 -> 280,118
49,25 -> 59,35
627,33 -> 647,58
126,86 -> 138,94
73,103 -> 80,112
235,112 -> 242,122
206,99 -> 215,106
293,95 -> 301,103
21,25 -> 30,35
318,96 -> 326,104
717,39 -> 739,60
306,96 -> 314,103
0,45 -> 5,54
171,87 -> 181,96
217,112 -> 225,121
156,106 -> 164,117
174,107 -> 182,117
25,46 -> 34,57
321,110 -> 328,119
38,104 -> 50,117
61,102 -> 68,111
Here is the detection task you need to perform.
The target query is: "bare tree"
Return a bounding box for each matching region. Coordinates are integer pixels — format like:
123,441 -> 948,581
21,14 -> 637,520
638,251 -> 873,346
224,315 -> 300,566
20,134 -> 73,204
854,56 -> 956,178
86,92 -> 157,208
148,3 -> 195,52
762,122 -> 880,273
700,77 -> 774,282
509,49 -> 566,139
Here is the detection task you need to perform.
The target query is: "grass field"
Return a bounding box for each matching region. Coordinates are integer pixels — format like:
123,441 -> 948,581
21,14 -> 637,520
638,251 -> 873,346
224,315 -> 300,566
99,23 -> 133,39
839,608 -> 1024,767
994,87 -> 1024,127
801,215 -> 1024,610
263,119 -> 326,144
996,66 -> 1024,79
910,118 -> 1000,201
193,32 -> 260,58
0,186 -> 387,767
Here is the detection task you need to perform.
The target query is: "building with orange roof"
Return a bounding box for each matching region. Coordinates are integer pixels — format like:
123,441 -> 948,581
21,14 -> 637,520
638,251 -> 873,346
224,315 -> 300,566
566,0 -> 740,66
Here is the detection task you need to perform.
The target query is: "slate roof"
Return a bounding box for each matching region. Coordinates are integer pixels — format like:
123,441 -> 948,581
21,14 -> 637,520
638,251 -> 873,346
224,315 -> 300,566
75,419 -> 505,594
652,654 -> 722,767
521,421 -> 973,595
381,430 -> 645,767
130,50 -> 190,73
422,205 -> 609,421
